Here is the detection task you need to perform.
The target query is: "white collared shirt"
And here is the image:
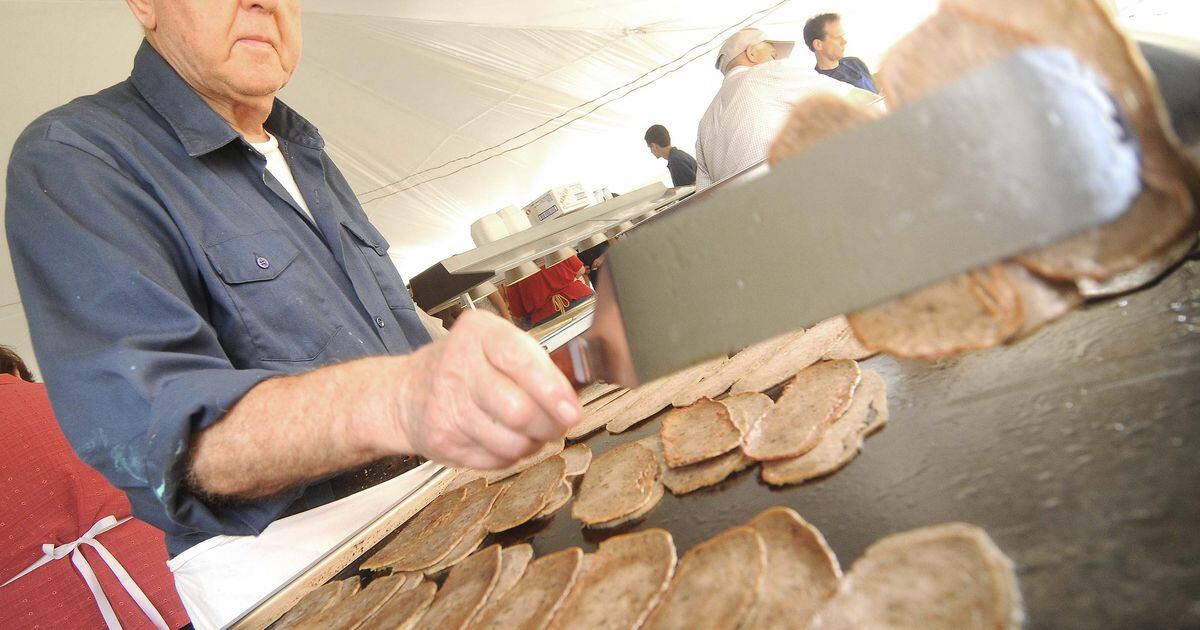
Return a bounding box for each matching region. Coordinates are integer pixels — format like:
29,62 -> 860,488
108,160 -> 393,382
695,60 -> 854,189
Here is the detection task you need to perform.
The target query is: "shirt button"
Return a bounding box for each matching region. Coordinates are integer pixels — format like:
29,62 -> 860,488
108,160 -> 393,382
375,316 -> 386,328
255,256 -> 270,269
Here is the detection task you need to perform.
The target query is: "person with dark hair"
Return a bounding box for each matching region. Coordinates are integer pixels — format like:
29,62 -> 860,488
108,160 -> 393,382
0,344 -> 33,382
803,13 -> 878,94
0,346 -> 190,628
644,124 -> 697,187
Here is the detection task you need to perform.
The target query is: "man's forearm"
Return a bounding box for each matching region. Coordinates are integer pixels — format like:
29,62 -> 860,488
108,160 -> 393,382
184,311 -> 584,503
186,356 -> 408,500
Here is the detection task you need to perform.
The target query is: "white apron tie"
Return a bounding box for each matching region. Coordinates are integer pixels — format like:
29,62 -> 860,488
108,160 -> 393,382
1,515 -> 169,630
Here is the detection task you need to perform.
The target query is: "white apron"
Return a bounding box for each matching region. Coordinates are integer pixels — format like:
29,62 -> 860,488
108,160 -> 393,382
168,462 -> 442,629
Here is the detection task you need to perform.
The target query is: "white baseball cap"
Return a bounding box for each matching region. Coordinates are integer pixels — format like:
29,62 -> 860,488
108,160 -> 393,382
715,27 -> 795,75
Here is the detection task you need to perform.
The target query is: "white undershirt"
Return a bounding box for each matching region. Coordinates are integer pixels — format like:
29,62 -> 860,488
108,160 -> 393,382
249,133 -> 315,222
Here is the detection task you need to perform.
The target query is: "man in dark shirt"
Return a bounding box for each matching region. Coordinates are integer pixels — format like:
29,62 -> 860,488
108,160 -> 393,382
803,13 -> 879,94
5,0 -> 582,568
644,124 -> 698,187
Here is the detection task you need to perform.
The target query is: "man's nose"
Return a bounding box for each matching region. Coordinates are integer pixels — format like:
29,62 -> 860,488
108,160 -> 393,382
244,0 -> 280,11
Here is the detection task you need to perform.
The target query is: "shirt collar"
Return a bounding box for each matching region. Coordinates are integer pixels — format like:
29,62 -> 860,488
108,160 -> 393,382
129,39 -> 324,157
723,66 -> 751,80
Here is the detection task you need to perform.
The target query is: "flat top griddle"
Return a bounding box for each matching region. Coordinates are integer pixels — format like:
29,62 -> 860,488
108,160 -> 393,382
472,256 -> 1200,629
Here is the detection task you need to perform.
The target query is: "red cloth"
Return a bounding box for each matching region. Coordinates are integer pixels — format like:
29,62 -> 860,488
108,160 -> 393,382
504,256 -> 594,326
0,375 -> 189,629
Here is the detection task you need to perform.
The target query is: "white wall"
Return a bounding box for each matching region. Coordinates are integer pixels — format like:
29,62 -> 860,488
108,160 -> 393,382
0,1 -> 142,378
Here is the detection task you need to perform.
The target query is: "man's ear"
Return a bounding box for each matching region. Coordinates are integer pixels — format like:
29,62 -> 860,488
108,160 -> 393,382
812,39 -> 825,55
125,0 -> 157,30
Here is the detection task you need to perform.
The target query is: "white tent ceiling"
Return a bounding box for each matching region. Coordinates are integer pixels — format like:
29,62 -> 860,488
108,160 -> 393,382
0,0 -> 1193,376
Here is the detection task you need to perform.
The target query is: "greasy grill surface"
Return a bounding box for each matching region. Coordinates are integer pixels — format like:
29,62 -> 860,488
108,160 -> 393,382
344,256 -> 1199,628
491,257 -> 1200,629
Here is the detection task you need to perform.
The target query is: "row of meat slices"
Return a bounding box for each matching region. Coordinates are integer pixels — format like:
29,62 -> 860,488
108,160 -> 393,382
565,356 -> 890,532
656,359 -> 890,491
768,0 -> 1197,362
277,506 -> 1021,630
566,313 -> 879,448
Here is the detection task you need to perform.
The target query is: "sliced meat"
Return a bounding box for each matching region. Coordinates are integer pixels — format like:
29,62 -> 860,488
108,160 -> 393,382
295,572 -> 408,630
486,455 -> 567,532
567,389 -> 631,440
731,318 -> 849,394
359,581 -> 436,630
394,571 -> 426,593
1020,178 -> 1195,281
606,356 -> 729,433
671,330 -> 799,407
587,480 -> 664,529
942,0 -> 1198,190
744,360 -> 861,461
881,2 -> 1195,281
571,441 -> 660,525
384,482 -> 503,572
877,10 -> 1034,112
821,317 -> 878,361
450,439 -> 566,490
743,507 -> 842,629
274,578 -> 360,629
360,485 -> 468,571
473,547 -> 585,630
768,92 -> 880,166
643,526 -> 767,630
579,381 -> 622,406
1001,263 -> 1084,340
643,434 -> 756,495
720,392 -> 774,436
762,370 -> 890,486
1076,228 -> 1197,298
809,523 -> 1022,630
660,398 -> 741,468
482,544 -> 534,612
847,265 -> 1023,360
421,527 -> 485,577
547,529 -> 677,630
414,544 -> 503,630
560,443 -> 592,477
535,480 -> 574,520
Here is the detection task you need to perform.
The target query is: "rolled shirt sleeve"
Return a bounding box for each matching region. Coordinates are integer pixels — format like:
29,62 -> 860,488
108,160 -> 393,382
6,134 -> 302,541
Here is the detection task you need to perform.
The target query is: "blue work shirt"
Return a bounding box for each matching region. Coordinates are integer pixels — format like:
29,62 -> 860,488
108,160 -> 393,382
816,57 -> 879,94
5,40 -> 432,555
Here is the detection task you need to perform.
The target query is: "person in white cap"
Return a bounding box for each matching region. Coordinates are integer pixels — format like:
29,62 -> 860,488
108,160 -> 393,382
694,27 -> 859,189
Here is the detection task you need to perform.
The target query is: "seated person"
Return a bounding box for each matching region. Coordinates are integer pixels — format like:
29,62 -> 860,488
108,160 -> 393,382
504,256 -> 594,329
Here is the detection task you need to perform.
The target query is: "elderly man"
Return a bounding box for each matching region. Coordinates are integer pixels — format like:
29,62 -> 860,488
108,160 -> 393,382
694,27 -> 861,188
5,0 -> 581,622
804,13 -> 879,93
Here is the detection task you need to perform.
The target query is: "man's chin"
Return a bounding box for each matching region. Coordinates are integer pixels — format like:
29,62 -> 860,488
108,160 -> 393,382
230,73 -> 288,99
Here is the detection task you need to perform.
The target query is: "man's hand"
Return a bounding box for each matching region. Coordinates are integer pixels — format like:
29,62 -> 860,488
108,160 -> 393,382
187,310 -> 582,501
384,310 -> 583,470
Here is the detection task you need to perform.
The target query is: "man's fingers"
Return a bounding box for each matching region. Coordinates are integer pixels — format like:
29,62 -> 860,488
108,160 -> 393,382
471,373 -> 564,443
459,409 -> 541,463
478,319 -> 583,429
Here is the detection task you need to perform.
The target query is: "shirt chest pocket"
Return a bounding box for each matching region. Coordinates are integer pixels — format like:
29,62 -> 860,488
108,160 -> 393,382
341,220 -> 416,312
204,229 -> 340,363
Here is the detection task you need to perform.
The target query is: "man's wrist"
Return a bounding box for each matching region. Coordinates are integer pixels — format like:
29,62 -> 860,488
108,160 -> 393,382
337,355 -> 415,460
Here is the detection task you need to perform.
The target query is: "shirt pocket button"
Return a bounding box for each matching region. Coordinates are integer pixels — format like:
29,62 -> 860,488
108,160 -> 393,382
256,256 -> 270,269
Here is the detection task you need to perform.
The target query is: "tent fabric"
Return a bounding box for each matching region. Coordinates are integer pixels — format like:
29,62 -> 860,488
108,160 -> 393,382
0,0 -> 1192,377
